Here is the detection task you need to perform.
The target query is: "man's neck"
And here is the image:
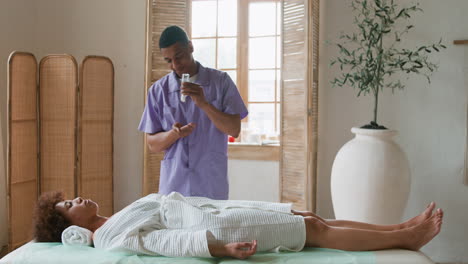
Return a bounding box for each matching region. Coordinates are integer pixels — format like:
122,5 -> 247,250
187,59 -> 199,76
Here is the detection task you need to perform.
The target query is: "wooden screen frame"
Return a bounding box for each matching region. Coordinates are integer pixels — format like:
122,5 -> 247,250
78,56 -> 115,216
39,54 -> 78,196
7,51 -> 39,251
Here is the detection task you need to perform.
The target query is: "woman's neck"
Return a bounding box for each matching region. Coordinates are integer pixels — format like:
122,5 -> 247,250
88,215 -> 109,233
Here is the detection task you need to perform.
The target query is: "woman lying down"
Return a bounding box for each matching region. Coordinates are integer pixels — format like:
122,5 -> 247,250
33,191 -> 443,259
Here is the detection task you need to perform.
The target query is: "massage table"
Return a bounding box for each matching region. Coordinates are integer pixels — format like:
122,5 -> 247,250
0,242 -> 435,264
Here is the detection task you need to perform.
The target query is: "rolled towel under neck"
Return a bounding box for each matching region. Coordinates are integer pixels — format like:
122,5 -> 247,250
62,225 -> 93,247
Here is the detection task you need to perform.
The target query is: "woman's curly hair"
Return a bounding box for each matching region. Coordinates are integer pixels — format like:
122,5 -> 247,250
33,191 -> 71,242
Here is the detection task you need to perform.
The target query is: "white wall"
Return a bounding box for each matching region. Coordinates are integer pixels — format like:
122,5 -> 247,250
33,0 -> 146,212
318,0 -> 468,262
228,160 -> 279,202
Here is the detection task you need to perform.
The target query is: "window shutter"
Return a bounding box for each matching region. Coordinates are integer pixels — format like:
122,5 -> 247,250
280,0 -> 319,211
143,0 -> 191,195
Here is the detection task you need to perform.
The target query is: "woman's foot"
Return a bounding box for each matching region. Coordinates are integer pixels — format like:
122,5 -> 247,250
405,208 -> 443,250
400,202 -> 436,229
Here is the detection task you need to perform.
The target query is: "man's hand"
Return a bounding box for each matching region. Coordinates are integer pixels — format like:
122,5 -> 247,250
181,82 -> 208,107
172,122 -> 196,138
181,82 -> 241,138
224,240 -> 257,259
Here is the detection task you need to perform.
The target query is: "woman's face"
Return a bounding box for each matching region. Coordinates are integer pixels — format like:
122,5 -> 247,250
55,197 -> 98,227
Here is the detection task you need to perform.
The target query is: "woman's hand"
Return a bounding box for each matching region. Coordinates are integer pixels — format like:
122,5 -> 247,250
224,240 -> 257,259
209,240 -> 257,259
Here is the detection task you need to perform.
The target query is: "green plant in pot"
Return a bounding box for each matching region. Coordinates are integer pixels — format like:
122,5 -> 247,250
330,0 -> 446,129
329,0 -> 446,225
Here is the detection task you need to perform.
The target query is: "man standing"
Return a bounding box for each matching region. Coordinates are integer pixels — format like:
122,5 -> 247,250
139,26 -> 248,199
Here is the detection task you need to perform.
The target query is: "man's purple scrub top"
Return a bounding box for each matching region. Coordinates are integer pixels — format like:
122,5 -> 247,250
139,63 -> 248,199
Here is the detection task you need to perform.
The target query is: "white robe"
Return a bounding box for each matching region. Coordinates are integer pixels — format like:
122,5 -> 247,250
94,192 -> 306,257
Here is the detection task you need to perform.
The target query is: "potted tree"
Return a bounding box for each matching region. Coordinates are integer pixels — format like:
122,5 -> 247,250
330,0 -> 446,224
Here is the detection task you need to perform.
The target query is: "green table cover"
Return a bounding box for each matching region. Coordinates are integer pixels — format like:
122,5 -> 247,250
1,242 -> 375,264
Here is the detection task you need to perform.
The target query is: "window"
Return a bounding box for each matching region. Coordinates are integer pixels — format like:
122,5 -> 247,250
191,0 -> 281,145
145,0 -> 320,205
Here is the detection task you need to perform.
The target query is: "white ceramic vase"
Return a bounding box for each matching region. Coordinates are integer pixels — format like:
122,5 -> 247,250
331,127 -> 411,225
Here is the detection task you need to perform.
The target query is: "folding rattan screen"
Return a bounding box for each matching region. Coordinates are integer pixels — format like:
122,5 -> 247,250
7,52 -> 114,250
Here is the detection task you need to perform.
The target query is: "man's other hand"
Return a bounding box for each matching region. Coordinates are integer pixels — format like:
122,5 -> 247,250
172,122 -> 196,138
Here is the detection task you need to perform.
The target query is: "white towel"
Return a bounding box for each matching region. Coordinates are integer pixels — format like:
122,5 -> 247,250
61,225 -> 93,246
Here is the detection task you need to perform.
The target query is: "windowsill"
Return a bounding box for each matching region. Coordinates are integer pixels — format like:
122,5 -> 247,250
228,143 -> 280,161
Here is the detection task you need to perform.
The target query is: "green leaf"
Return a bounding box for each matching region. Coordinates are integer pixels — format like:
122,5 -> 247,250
396,9 -> 405,18
330,0 -> 444,104
375,0 -> 382,8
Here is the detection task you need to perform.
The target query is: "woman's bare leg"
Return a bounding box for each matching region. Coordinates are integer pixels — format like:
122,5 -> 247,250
292,202 -> 435,231
303,208 -> 443,251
